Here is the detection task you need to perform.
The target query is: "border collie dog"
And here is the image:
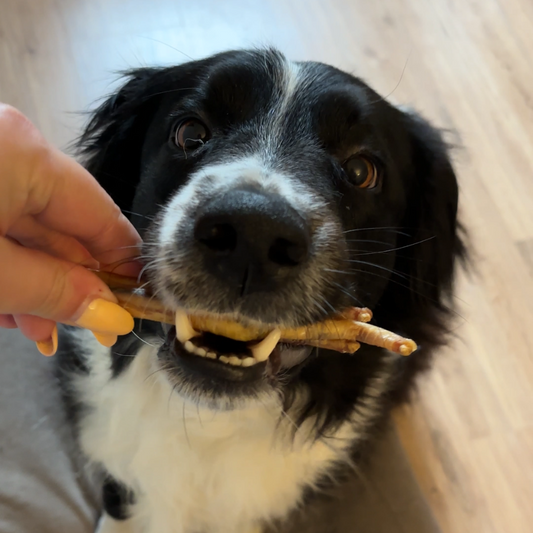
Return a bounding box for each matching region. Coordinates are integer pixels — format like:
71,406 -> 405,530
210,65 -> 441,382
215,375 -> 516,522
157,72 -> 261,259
58,49 -> 464,533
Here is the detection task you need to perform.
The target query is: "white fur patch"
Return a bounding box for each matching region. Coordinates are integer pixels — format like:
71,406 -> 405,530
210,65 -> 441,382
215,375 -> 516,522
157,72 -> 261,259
75,338 -> 394,533
157,154 -> 324,253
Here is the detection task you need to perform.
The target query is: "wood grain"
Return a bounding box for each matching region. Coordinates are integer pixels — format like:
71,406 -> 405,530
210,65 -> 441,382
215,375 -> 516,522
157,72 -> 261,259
1,0 -> 532,531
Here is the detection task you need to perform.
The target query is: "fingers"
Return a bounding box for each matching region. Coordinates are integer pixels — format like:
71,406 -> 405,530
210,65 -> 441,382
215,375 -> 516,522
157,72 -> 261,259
14,314 -> 56,342
30,147 -> 143,275
8,215 -> 99,268
0,104 -> 142,276
0,105 -> 137,351
0,314 -> 18,328
14,315 -> 58,356
0,236 -> 134,335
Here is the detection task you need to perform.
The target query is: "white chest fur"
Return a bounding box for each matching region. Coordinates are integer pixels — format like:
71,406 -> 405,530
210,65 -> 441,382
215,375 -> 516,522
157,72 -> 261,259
76,341 -> 389,533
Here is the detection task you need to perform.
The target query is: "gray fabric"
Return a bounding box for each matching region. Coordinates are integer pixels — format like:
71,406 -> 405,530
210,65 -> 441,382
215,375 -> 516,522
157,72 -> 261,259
0,329 -> 99,533
0,329 -> 440,533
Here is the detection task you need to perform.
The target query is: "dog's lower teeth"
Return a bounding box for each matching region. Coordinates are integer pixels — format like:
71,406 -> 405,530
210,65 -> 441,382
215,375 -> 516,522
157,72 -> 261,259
175,316 -> 280,366
183,343 -> 259,367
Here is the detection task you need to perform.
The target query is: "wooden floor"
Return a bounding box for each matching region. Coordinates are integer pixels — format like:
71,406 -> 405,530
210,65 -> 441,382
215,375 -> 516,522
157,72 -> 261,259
1,0 -> 532,531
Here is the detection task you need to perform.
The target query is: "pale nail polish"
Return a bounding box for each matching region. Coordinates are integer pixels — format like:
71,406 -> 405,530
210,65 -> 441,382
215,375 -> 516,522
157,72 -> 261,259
74,299 -> 134,335
36,324 -> 58,356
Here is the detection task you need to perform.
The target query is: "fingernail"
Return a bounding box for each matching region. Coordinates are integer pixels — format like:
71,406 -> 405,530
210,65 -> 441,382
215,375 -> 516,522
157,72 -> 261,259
74,299 -> 134,335
36,324 -> 58,356
92,332 -> 118,347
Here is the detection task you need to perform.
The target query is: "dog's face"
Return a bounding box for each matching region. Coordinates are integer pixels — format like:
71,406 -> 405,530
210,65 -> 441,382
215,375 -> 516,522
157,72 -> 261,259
80,50 -> 463,418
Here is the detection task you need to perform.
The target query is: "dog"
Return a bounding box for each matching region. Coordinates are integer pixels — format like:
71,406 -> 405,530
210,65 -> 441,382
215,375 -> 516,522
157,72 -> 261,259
57,48 -> 465,533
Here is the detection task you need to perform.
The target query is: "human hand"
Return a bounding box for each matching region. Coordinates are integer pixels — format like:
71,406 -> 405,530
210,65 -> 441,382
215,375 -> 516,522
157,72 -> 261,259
0,104 -> 141,355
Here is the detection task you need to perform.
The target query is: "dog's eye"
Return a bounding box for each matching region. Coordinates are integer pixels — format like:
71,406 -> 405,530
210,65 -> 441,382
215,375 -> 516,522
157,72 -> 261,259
174,119 -> 210,150
343,156 -> 379,189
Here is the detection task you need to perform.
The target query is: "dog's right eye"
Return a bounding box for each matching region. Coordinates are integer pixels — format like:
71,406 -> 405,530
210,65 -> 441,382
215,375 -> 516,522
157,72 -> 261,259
174,119 -> 211,150
342,155 -> 379,189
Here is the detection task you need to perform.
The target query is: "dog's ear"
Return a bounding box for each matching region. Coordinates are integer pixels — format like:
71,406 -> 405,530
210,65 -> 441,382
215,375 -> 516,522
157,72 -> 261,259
76,68 -> 164,213
382,111 -> 466,349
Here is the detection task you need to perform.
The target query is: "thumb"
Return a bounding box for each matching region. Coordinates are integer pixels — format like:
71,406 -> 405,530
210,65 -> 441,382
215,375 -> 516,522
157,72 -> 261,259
0,237 -> 134,334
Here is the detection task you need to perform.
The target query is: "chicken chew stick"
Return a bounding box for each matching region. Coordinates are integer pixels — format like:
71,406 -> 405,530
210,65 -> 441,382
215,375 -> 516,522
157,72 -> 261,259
96,272 -> 416,356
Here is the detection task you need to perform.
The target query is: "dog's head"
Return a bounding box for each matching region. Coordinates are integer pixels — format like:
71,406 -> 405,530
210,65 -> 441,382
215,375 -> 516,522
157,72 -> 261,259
79,49 -> 464,426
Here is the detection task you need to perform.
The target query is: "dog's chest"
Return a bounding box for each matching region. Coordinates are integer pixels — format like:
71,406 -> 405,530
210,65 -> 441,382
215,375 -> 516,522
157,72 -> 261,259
76,344 -> 349,533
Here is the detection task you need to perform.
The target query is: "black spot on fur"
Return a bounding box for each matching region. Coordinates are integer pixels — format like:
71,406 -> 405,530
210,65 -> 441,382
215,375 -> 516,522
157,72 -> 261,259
102,477 -> 136,520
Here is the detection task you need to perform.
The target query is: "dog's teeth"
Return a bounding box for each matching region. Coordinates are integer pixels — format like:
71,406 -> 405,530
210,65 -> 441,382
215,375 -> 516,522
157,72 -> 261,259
184,340 -> 195,353
219,355 -> 230,364
175,309 -> 198,344
206,351 -> 217,359
250,329 -> 281,362
228,356 -> 242,366
241,357 -> 257,367
195,347 -> 207,357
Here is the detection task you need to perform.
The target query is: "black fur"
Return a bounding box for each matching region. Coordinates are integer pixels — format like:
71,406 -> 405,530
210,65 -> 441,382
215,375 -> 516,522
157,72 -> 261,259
102,478 -> 136,520
73,48 -> 465,435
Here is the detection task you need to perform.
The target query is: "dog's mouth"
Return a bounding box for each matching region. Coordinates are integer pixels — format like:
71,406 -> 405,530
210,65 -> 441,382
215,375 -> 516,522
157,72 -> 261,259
166,309 -> 314,379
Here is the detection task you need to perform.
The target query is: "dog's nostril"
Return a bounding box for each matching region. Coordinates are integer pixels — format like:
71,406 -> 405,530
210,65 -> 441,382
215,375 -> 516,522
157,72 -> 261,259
194,189 -> 311,294
268,238 -> 307,267
197,223 -> 237,253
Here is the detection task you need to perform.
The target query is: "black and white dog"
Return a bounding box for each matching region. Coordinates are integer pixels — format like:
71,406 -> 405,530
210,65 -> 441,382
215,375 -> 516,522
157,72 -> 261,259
58,49 -> 465,533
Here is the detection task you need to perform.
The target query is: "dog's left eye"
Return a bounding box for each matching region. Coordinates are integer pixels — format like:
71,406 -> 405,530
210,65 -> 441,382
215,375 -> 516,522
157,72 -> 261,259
174,119 -> 211,150
343,156 -> 379,189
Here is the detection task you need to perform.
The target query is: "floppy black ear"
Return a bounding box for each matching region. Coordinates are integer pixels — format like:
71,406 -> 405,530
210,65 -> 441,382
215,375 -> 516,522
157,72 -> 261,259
380,111 -> 466,357
76,67 -> 165,213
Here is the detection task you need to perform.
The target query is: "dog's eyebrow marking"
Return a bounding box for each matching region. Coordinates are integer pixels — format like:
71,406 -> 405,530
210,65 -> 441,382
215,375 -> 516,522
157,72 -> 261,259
281,59 -> 301,104
263,58 -> 302,160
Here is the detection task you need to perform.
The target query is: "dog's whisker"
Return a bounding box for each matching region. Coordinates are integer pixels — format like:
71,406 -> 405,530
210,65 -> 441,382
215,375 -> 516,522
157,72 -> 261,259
143,363 -> 171,384
140,36 -> 195,61
344,238 -> 396,245
344,259 -> 411,281
367,48 -> 412,105
317,294 -> 338,315
328,281 -> 365,308
346,236 -> 436,257
342,227 -> 412,237
131,330 -> 157,348
121,209 -> 156,221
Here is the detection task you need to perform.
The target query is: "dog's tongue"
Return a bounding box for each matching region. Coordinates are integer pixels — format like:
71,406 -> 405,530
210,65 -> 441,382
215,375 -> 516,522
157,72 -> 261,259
268,344 -> 313,374
281,345 -> 313,369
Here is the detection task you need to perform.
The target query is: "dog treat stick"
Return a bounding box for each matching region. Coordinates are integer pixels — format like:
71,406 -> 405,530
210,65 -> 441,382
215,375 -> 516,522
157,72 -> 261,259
95,271 -> 416,355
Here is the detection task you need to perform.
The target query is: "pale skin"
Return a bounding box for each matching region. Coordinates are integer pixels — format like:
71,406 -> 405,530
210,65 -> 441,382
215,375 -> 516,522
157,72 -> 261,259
0,104 -> 139,354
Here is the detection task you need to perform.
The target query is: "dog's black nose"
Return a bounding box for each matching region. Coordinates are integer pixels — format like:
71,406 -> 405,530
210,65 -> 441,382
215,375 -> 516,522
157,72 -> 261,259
194,189 -> 311,295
